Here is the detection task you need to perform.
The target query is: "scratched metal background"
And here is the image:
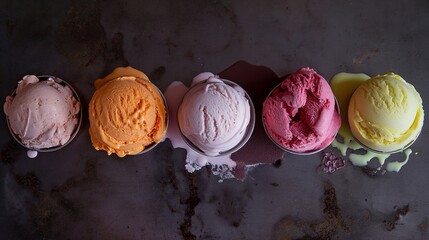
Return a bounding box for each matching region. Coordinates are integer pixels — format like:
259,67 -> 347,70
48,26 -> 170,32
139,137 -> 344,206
1,0 -> 429,239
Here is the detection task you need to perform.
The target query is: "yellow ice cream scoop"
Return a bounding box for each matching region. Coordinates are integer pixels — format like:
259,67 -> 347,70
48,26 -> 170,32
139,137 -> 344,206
348,73 -> 424,153
89,67 -> 167,157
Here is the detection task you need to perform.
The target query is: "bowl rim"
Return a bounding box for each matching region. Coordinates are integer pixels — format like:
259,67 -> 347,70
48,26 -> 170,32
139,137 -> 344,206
349,128 -> 421,154
133,78 -> 169,155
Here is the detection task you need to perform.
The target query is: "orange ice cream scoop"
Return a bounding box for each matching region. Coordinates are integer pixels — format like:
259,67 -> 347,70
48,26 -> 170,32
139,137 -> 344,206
89,67 -> 167,157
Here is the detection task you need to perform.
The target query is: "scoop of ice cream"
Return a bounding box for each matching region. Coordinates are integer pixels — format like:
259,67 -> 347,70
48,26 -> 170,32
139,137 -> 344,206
4,75 -> 80,149
178,73 -> 251,156
348,73 -> 424,152
88,67 -> 167,157
262,67 -> 341,153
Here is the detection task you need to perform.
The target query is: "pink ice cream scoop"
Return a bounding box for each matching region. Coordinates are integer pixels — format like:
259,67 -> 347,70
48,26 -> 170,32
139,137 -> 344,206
178,73 -> 253,157
4,75 -> 81,150
262,67 -> 340,154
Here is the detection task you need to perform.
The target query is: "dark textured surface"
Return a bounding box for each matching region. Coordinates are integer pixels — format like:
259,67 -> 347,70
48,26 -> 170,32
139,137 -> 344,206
1,0 -> 429,239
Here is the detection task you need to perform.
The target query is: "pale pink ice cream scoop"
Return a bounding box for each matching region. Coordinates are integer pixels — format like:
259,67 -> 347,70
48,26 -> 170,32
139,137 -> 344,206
178,73 -> 252,156
262,67 -> 340,153
4,75 -> 81,149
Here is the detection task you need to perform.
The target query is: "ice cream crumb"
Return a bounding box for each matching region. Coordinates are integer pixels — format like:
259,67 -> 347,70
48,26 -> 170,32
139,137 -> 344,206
185,164 -> 195,173
27,150 -> 38,158
320,152 -> 345,173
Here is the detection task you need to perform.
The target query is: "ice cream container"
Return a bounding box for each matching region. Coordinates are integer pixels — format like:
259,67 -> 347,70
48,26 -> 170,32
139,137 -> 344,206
89,72 -> 168,157
348,73 -> 424,153
262,68 -> 341,155
4,75 -> 82,152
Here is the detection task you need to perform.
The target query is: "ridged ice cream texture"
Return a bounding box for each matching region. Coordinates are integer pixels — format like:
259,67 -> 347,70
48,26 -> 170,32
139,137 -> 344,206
4,75 -> 80,149
348,73 -> 424,152
262,67 -> 341,153
178,74 -> 251,156
88,67 -> 167,157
